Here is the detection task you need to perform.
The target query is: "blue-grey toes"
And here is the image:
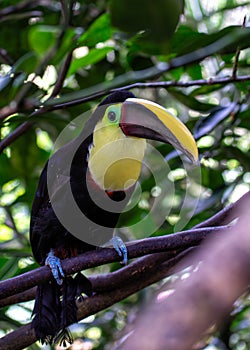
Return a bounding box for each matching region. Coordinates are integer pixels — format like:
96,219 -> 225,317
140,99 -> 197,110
45,250 -> 65,285
110,236 -> 128,265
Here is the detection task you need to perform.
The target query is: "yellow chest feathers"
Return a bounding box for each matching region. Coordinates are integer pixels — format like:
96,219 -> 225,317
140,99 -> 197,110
88,122 -> 146,191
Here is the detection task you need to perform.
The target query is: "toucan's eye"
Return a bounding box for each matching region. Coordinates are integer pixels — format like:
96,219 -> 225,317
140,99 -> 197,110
108,111 -> 117,122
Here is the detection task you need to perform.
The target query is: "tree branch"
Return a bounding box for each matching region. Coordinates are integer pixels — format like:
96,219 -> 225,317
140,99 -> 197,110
0,249 -> 195,308
116,74 -> 250,92
0,249 -> 194,350
0,287 -> 36,308
0,192 -> 249,349
42,74 -> 250,111
1,191 -> 248,305
49,51 -> 73,98
121,202 -> 250,350
0,225 -> 228,301
0,121 -> 33,153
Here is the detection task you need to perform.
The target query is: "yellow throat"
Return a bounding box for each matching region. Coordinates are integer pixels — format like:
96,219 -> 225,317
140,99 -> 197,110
88,120 -> 146,191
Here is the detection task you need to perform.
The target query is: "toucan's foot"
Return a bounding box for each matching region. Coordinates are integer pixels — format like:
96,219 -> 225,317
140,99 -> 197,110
45,250 -> 65,285
110,236 -> 128,265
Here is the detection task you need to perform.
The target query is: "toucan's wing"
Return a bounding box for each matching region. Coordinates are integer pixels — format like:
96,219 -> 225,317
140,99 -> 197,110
30,162 -> 49,219
31,136 -> 82,219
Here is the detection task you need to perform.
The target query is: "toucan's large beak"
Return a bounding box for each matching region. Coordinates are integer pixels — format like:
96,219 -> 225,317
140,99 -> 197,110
120,98 -> 198,163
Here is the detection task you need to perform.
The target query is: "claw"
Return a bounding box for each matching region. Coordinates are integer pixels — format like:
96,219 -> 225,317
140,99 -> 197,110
45,250 -> 65,285
110,236 -> 128,265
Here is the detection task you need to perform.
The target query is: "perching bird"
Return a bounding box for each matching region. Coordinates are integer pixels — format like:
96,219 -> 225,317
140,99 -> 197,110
30,91 -> 198,345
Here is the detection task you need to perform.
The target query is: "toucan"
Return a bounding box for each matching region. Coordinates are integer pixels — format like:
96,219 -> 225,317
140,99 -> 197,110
30,90 -> 198,345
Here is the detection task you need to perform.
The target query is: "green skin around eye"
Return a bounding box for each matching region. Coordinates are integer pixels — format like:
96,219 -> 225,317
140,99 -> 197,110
105,104 -> 122,126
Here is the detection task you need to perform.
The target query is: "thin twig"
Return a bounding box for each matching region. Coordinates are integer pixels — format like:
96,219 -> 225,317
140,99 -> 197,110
2,71 -> 250,154
4,207 -> 28,245
194,191 -> 250,229
0,0 -> 38,18
44,74 -> 250,111
0,121 -> 33,153
2,0 -> 71,116
117,74 -> 250,92
0,105 -> 18,121
0,48 -> 14,65
232,16 -> 247,79
49,51 -> 73,98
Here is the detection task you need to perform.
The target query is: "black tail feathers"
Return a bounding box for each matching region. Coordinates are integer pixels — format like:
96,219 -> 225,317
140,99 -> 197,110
75,272 -> 93,297
32,279 -> 61,344
32,273 -> 92,345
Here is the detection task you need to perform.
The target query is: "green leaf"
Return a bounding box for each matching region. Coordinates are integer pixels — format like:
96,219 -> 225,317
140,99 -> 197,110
193,186 -> 227,216
237,106 -> 250,129
0,52 -> 37,106
10,129 -> 45,180
0,154 -> 17,185
52,28 -> 77,65
12,52 -> 37,74
127,53 -> 153,70
28,25 -> 59,56
218,146 -> 250,172
29,25 -> 77,63
193,103 -> 237,139
44,64 -> 165,106
43,25 -> 250,108
0,19 -> 30,60
190,84 -> 224,96
3,111 -> 69,126
109,0 -> 184,42
201,167 -> 224,190
0,257 -> 19,280
170,25 -> 250,57
168,89 -> 216,112
78,13 -> 113,47
186,65 -> 203,80
67,46 -> 114,76
165,27 -> 250,71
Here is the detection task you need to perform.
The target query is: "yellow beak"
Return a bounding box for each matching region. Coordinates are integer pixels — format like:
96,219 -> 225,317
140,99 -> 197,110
120,98 -> 198,163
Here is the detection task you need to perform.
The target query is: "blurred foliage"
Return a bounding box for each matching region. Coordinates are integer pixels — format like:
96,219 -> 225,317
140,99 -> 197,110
0,0 -> 250,349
